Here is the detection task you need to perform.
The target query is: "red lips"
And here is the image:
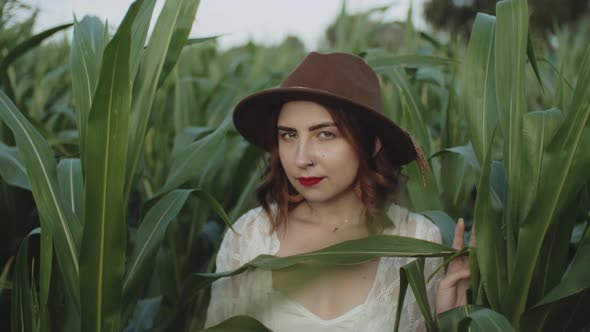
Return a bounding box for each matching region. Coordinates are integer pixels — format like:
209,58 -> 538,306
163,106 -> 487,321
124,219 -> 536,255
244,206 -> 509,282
297,177 -> 325,186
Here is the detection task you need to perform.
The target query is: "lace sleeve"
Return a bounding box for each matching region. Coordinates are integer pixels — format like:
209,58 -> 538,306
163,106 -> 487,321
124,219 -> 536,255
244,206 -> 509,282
204,218 -> 243,327
204,207 -> 274,328
204,209 -> 258,327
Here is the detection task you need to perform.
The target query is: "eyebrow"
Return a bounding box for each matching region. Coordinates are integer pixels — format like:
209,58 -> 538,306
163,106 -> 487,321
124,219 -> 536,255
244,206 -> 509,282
277,122 -> 336,132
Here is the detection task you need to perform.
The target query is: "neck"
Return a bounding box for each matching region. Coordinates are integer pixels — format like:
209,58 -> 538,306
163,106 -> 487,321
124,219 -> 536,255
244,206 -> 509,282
296,189 -> 367,227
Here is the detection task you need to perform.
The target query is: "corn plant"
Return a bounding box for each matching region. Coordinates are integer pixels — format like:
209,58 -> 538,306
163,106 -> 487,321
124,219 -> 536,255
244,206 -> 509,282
193,1 -> 590,331
432,0 -> 590,330
0,0 -> 229,330
1,0 -> 589,331
0,0 -> 310,329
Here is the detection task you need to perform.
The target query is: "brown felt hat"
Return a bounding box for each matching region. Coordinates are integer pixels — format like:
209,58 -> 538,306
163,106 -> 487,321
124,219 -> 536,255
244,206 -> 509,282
233,52 -> 428,178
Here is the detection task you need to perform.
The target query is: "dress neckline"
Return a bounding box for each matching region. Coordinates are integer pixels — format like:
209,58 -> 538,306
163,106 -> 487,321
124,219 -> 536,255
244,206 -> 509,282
270,286 -> 368,324
268,228 -> 386,323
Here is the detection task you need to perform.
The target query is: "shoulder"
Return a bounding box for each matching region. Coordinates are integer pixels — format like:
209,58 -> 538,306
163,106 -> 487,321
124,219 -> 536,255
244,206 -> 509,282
230,205 -> 273,235
216,205 -> 275,268
384,203 -> 441,243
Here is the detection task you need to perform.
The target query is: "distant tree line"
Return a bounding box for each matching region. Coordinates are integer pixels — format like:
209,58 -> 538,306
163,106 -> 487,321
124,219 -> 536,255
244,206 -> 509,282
424,0 -> 590,37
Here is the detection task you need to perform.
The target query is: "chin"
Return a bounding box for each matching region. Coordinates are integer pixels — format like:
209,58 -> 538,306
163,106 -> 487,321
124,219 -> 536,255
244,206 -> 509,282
299,194 -> 325,203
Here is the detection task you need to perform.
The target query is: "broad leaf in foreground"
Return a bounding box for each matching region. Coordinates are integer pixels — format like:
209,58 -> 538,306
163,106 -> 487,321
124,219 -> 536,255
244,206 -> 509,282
79,1 -> 143,331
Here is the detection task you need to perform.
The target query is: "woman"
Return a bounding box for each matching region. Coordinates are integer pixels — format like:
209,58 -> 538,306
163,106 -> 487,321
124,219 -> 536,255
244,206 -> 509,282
205,52 -> 472,331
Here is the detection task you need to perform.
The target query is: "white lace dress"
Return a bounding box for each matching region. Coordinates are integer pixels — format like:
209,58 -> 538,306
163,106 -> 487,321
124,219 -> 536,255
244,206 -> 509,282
205,204 -> 443,332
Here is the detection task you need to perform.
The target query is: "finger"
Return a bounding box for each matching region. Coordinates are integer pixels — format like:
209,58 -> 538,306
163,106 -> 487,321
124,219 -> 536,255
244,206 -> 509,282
440,269 -> 471,288
457,277 -> 470,289
469,224 -> 476,247
447,254 -> 469,273
452,218 -> 465,249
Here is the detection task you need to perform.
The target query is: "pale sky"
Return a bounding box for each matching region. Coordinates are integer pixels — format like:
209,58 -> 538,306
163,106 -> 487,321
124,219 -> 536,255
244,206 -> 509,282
34,0 -> 427,49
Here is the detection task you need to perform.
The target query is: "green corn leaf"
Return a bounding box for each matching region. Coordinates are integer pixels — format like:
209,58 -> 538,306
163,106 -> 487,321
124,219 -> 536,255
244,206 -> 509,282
398,93 -> 442,211
227,169 -> 261,221
157,120 -> 230,195
521,219 -> 589,329
427,249 -> 468,285
430,143 -> 481,173
535,57 -> 575,92
394,258 -> 435,332
39,224 -> 52,332
181,236 -> 457,307
521,110 -> 577,305
193,130 -> 255,207
71,16 -> 108,174
555,56 -> 572,113
185,35 -> 224,46
489,160 -> 507,207
438,305 -> 514,332
0,141 -> 30,190
333,1 -> 350,52
503,45 -> 590,325
403,3 -> 417,54
191,189 -> 235,232
420,211 -> 456,247
200,315 -> 272,332
57,158 -> 85,221
469,247 -> 481,305
494,0 -> 528,271
519,109 -> 564,219
170,126 -> 214,158
364,51 -> 458,70
533,222 -> 590,307
0,23 -> 72,100
11,228 -> 41,332
415,67 -> 446,87
123,296 -> 162,332
0,91 -> 81,311
225,143 -> 265,222
125,0 -> 201,202
473,127 -> 505,310
169,67 -> 193,133
123,188 -> 234,311
79,1 -> 143,331
0,256 -> 14,290
526,32 -> 544,92
458,307 -> 514,331
520,289 -> 590,332
380,67 -> 432,156
374,66 -> 442,211
418,31 -> 446,52
0,23 -> 72,77
461,13 -> 497,166
437,304 -> 471,331
129,0 -> 157,82
156,0 -> 203,87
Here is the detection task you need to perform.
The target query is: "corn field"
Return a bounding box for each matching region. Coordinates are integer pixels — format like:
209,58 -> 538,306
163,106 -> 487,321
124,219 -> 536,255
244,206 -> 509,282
0,0 -> 589,331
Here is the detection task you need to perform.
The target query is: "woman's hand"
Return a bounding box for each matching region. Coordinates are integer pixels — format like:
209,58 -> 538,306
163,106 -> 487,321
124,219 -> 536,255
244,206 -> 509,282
434,218 -> 476,315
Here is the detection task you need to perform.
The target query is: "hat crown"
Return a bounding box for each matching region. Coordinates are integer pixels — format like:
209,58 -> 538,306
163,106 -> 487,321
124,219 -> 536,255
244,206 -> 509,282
232,51 -> 422,168
281,52 -> 383,113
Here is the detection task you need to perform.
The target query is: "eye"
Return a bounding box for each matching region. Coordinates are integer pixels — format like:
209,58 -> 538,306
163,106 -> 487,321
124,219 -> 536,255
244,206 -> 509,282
280,132 -> 297,140
318,131 -> 336,139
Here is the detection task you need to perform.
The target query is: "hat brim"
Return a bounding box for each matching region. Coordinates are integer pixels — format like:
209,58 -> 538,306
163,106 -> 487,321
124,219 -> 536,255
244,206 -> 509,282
233,86 -> 418,165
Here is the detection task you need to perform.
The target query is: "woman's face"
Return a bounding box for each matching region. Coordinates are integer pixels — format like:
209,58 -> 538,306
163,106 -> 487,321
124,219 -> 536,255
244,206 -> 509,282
277,101 -> 360,204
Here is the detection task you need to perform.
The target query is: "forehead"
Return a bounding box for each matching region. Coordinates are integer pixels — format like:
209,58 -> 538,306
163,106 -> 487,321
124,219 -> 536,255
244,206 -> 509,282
277,101 -> 334,126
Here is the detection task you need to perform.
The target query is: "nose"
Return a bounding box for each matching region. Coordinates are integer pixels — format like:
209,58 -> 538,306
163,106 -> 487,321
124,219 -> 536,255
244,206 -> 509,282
294,138 -> 315,169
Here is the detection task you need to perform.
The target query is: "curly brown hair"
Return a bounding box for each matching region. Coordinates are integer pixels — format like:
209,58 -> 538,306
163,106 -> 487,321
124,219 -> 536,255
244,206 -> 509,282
256,103 -> 405,235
